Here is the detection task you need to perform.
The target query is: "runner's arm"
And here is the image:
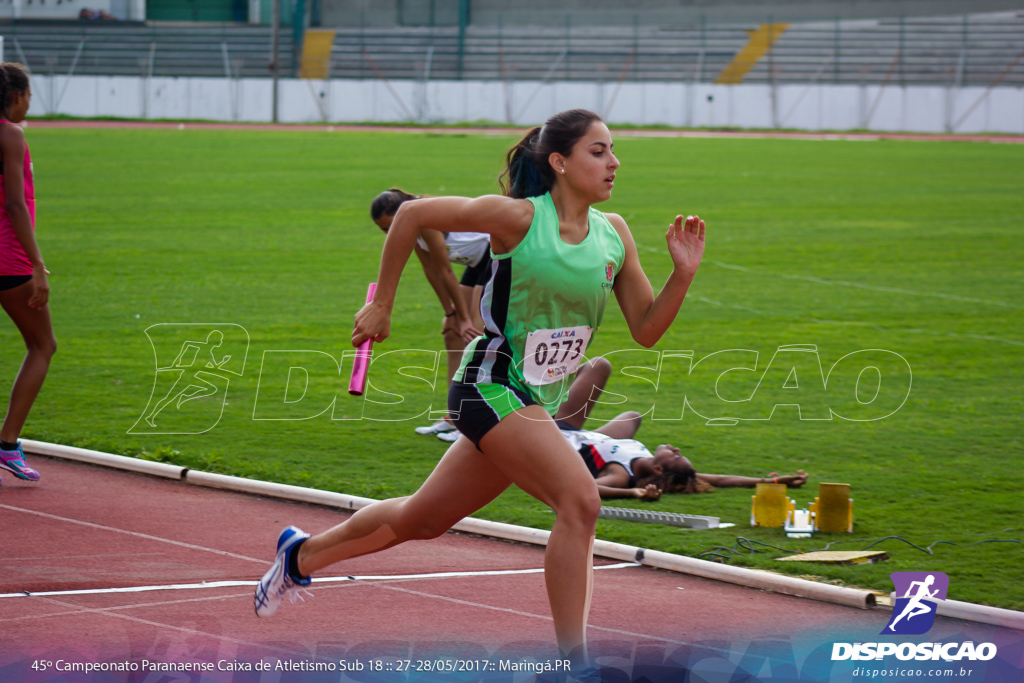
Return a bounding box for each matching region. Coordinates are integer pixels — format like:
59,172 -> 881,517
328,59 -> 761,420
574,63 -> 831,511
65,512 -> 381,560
420,228 -> 473,322
413,243 -> 456,315
354,195 -> 532,346
607,213 -> 705,348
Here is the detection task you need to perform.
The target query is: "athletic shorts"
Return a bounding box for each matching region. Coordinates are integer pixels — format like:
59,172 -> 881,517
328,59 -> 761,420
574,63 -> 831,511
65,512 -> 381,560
0,275 -> 32,292
459,252 -> 493,288
448,380 -> 537,447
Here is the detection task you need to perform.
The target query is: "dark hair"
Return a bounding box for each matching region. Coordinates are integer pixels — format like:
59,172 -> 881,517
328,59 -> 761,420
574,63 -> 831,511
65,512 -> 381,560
0,63 -> 29,118
370,188 -> 419,221
499,109 -> 604,199
636,464 -> 714,495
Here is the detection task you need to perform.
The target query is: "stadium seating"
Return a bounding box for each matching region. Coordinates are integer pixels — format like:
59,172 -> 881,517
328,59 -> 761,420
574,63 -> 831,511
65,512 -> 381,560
2,11 -> 1021,86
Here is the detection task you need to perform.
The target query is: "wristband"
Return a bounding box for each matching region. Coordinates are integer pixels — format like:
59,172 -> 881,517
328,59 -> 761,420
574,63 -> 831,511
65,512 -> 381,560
445,310 -> 456,317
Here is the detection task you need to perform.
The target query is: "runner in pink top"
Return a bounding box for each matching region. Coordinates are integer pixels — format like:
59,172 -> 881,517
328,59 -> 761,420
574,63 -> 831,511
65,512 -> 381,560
0,63 -> 53,484
0,120 -> 35,276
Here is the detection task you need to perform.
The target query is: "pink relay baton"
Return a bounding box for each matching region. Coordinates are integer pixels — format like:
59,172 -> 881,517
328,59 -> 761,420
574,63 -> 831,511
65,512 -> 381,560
348,282 -> 377,396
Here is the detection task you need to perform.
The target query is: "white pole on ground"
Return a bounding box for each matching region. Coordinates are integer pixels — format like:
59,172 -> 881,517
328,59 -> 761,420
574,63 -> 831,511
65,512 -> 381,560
271,0 -> 280,123
419,46 -> 434,123
515,48 -> 567,122
143,42 -> 156,119
951,46 -> 1024,133
779,51 -> 835,129
54,40 -> 86,113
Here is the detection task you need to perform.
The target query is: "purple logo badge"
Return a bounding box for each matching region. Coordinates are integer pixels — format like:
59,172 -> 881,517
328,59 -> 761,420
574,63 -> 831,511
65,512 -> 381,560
882,571 -> 949,635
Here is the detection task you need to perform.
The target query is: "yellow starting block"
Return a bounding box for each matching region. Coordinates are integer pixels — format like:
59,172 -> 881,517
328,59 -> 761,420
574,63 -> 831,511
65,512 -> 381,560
752,481 -> 854,533
809,482 -> 853,532
750,482 -> 794,527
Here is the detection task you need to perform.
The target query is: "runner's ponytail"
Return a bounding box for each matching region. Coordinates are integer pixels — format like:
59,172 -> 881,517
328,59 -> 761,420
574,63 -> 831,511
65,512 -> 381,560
499,109 -> 604,199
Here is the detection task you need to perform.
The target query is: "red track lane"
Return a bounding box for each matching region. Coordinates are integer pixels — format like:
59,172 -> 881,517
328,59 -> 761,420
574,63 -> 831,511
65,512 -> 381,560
1,456 -> 1021,681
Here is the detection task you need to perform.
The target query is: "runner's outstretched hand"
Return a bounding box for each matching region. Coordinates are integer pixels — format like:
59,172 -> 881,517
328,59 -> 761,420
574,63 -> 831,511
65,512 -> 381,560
666,214 -> 705,279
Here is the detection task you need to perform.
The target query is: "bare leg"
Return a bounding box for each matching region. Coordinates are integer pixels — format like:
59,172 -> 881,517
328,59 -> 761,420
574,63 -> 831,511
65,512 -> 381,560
590,411 -> 642,439
554,357 -> 611,429
298,437 -> 510,572
467,283 -> 484,333
296,406 -> 600,664
442,331 -> 467,386
440,283 -> 478,385
478,408 -> 600,662
0,280 -> 57,443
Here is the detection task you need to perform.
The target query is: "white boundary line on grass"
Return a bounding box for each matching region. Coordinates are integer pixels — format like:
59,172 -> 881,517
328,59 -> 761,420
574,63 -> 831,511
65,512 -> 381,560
19,439 -> 1024,630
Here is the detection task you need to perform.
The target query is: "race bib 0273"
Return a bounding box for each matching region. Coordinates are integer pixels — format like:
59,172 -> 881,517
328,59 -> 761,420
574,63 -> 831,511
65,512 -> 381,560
523,326 -> 593,386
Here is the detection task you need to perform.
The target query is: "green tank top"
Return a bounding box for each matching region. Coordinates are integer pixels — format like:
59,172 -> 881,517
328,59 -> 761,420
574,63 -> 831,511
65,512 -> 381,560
455,192 -> 626,411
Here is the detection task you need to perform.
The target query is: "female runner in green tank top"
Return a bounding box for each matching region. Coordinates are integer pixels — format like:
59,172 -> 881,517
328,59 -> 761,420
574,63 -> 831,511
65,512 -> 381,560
254,109 -> 706,672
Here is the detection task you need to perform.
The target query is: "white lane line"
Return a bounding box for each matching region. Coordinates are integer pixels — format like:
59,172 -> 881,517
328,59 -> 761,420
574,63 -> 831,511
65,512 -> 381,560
708,259 -> 1023,310
1,552 -> 164,561
642,243 -> 1020,310
639,245 -> 1022,344
372,583 -> 714,650
0,563 -> 640,599
0,503 -> 265,564
10,582 -> 741,659
0,590 -> 251,623
810,318 -> 1024,347
21,595 -> 336,662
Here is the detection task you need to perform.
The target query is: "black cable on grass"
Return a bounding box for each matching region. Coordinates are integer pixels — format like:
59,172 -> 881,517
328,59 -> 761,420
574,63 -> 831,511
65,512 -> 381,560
860,536 -> 933,554
736,537 -> 794,555
859,535 -> 1021,555
925,539 -> 1021,553
695,538 -> 800,561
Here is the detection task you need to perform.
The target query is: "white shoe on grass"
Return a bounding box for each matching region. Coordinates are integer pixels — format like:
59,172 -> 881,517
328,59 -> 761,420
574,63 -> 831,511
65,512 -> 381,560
414,420 -> 456,435
436,429 -> 462,443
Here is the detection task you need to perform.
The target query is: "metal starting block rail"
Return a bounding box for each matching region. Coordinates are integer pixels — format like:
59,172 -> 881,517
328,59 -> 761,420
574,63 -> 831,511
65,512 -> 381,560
599,506 -> 721,530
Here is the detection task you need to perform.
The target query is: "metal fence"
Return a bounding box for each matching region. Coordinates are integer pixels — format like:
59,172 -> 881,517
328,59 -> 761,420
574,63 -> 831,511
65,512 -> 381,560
4,11 -> 1023,87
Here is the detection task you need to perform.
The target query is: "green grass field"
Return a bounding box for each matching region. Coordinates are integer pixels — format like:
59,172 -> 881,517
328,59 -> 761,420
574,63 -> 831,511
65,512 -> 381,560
6,126 -> 1023,609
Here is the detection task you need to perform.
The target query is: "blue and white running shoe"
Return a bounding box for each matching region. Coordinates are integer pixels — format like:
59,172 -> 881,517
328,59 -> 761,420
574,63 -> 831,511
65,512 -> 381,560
254,525 -> 311,617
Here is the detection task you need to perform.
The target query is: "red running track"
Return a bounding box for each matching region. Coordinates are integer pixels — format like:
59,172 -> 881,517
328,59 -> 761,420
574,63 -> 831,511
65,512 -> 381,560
1,456 -> 1021,682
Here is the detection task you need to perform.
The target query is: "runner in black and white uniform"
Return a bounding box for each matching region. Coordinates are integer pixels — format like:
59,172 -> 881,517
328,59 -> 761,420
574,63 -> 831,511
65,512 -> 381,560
371,189 -> 490,441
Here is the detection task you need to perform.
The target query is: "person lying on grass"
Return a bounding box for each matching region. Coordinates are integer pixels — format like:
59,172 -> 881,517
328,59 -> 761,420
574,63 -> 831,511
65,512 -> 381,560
554,358 -> 808,501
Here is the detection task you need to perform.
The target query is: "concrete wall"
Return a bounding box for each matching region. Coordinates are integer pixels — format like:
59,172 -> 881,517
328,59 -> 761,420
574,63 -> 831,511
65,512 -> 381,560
30,74 -> 1024,134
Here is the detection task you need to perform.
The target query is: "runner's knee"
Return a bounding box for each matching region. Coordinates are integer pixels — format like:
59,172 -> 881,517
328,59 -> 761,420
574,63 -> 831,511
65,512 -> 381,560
553,488 -> 601,530
27,334 -> 57,359
396,501 -> 454,540
590,357 -> 611,382
620,410 -> 642,432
